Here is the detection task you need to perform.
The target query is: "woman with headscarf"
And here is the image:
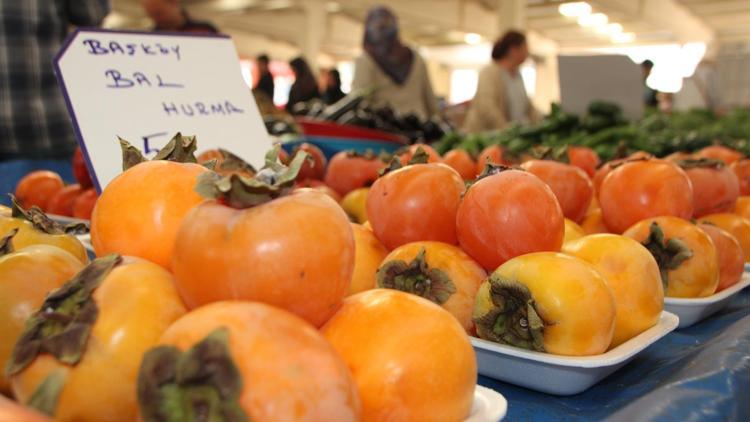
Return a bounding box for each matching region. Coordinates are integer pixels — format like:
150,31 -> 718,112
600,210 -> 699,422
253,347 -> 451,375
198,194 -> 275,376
463,30 -> 538,133
287,56 -> 320,114
321,69 -> 346,105
351,6 -> 439,118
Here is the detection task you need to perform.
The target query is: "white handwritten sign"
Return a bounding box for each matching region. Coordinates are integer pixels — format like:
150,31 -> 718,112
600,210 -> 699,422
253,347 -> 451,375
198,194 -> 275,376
54,29 -> 271,191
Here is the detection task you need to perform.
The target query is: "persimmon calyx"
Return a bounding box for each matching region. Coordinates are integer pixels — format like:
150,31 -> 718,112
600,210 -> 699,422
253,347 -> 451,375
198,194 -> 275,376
137,328 -> 248,422
677,158 -> 725,169
471,163 -> 516,186
196,146 -> 307,209
119,132 -> 199,171
9,195 -> 89,235
473,275 -> 546,352
6,254 -> 122,376
216,149 -> 256,174
378,146 -> 430,176
0,228 -> 18,256
345,149 -> 377,160
530,145 -> 569,163
26,370 -> 67,416
641,222 -> 693,288
376,248 -> 456,305
407,146 -> 431,165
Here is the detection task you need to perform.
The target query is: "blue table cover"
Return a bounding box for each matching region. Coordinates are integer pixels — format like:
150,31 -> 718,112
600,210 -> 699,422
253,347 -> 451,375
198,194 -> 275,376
478,288 -> 750,421
0,159 -> 75,206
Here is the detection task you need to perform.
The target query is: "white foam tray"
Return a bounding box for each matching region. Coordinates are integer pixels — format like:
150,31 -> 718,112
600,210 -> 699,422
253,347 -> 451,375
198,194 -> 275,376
466,386 -> 507,422
471,311 -> 679,396
664,273 -> 750,329
76,233 -> 94,253
47,213 -> 88,225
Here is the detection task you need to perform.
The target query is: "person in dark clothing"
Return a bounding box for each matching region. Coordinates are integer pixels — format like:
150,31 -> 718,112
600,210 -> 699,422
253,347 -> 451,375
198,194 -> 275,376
0,0 -> 109,161
321,69 -> 346,105
254,54 -> 275,101
287,57 -> 320,113
642,59 -> 658,108
142,0 -> 219,34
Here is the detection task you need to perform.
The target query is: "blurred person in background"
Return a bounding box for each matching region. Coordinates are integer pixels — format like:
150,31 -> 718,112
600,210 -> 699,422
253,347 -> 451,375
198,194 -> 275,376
463,30 -> 538,133
351,6 -> 438,118
642,60 -> 659,108
321,69 -> 346,105
142,0 -> 218,34
0,0 -> 109,163
287,57 -> 320,114
254,54 -> 275,101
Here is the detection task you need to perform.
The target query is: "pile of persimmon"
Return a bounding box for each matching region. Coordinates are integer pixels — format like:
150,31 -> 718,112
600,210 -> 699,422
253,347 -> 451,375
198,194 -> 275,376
14,147 -> 97,220
0,135 -> 481,421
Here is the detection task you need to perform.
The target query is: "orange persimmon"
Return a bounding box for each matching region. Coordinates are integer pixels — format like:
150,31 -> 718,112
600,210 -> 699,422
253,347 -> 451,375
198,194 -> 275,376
322,289 -> 476,422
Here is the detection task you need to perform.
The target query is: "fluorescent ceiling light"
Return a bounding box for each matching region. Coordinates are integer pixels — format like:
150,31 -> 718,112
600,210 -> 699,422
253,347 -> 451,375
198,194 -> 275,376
464,33 -> 482,45
612,32 -> 636,43
325,2 -> 341,13
578,13 -> 608,27
264,0 -> 292,10
596,22 -> 623,35
558,2 -> 592,18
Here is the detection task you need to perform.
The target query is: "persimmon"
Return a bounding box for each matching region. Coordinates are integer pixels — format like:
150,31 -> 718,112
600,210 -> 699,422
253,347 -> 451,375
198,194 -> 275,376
71,188 -> 97,220
322,289 -> 476,421
581,208 -> 609,235
599,159 -> 693,233
139,301 -> 360,421
695,145 -> 742,165
734,196 -> 750,220
0,395 -> 50,422
730,159 -> 750,195
0,199 -> 88,264
72,147 -> 93,189
443,149 -> 478,180
678,159 -> 739,217
340,188 -> 369,223
624,216 -> 719,298
563,234 -> 663,347
324,151 -> 385,196
475,144 -> 510,174
398,144 -> 441,165
665,151 -> 693,162
698,223 -> 744,291
172,149 -> 354,327
699,213 -> 750,262
473,252 -> 615,355
293,142 -> 327,181
295,180 -> 341,203
457,167 -> 564,271
567,146 -> 599,178
15,171 -> 64,211
8,255 -> 186,421
349,223 -> 388,295
91,134 -> 208,270
367,159 -> 465,250
46,184 -> 83,217
522,159 -> 593,223
592,153 -> 653,193
377,241 -> 487,331
563,218 -> 586,244
0,230 -> 84,393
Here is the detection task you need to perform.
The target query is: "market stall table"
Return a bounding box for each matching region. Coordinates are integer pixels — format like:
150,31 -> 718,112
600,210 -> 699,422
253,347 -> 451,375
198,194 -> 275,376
479,288 -> 750,421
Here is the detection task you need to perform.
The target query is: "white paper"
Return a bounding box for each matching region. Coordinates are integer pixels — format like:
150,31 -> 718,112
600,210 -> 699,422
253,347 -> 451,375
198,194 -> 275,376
558,54 -> 644,121
55,29 -> 271,191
